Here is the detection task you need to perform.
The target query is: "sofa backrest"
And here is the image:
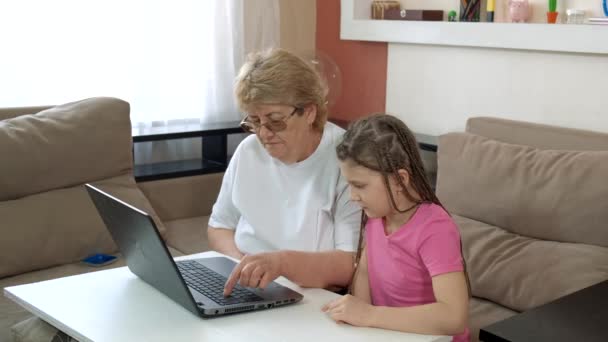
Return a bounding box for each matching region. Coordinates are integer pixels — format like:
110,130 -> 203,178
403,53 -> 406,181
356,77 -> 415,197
466,116 -> 608,151
437,132 -> 608,247
468,117 -> 608,245
1,100 -> 133,200
436,117 -> 608,311
438,117 -> 608,247
0,106 -> 53,121
0,98 -> 165,278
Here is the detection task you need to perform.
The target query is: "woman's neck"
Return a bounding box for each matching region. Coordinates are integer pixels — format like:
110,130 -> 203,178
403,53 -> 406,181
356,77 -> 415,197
295,130 -> 322,162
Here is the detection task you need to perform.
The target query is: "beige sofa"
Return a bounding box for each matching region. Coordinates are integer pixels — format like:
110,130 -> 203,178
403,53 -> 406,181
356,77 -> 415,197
436,117 -> 608,341
0,98 -> 222,341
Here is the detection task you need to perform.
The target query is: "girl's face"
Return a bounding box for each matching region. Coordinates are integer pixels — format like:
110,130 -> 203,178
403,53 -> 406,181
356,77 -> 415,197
339,159 -> 400,219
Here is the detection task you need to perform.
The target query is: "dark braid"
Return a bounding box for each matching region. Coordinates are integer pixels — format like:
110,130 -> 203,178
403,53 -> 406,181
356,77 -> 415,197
347,211 -> 367,295
338,113 -> 471,297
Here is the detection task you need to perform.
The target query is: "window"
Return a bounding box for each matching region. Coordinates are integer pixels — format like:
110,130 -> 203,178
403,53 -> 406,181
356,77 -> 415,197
1,0 -> 280,167
0,0 -> 279,125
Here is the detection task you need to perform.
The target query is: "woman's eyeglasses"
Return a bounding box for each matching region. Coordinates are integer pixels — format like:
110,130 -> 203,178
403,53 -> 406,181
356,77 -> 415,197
240,107 -> 301,134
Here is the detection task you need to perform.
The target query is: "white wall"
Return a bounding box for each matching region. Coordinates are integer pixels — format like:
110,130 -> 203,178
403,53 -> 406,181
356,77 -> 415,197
386,43 -> 608,135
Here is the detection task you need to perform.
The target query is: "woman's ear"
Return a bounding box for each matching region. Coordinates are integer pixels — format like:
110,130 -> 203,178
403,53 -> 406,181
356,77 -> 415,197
304,104 -> 317,126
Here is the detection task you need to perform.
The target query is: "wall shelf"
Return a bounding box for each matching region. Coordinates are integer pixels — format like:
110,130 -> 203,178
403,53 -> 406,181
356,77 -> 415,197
341,0 -> 608,54
132,121 -> 243,182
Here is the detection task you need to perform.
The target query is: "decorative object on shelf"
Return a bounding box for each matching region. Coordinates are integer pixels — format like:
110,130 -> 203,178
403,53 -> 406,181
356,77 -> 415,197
371,0 -> 400,19
565,9 -> 585,24
547,11 -> 559,23
603,0 -> 608,16
588,17 -> 608,24
385,8 -> 444,21
460,0 -> 481,21
448,10 -> 458,21
547,0 -> 558,23
341,0 -> 608,54
487,0 -> 495,21
508,0 -> 530,22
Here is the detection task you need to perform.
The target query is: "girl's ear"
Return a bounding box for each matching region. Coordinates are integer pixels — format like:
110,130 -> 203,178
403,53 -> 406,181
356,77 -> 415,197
396,169 -> 411,189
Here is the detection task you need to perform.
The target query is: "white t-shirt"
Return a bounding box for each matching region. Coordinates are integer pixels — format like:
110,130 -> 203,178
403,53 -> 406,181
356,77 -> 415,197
208,122 -> 361,255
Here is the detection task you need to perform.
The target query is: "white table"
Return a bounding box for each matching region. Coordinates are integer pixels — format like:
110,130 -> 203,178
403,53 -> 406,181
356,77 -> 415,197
4,251 -> 449,342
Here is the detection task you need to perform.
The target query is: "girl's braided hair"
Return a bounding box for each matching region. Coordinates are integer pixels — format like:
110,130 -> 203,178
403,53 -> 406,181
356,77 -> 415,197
336,114 -> 471,296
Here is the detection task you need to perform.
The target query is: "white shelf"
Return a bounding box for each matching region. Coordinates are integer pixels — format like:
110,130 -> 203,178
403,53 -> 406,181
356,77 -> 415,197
341,0 -> 608,54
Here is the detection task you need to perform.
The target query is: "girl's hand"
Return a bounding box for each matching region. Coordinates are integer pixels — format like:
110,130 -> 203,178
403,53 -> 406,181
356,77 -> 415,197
321,294 -> 374,327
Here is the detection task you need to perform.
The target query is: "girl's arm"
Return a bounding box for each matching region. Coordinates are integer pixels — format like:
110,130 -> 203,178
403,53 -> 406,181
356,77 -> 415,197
351,248 -> 371,304
324,271 -> 468,336
368,271 -> 469,335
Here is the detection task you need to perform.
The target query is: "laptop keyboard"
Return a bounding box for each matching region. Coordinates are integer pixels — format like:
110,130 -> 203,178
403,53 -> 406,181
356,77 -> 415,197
177,260 -> 263,306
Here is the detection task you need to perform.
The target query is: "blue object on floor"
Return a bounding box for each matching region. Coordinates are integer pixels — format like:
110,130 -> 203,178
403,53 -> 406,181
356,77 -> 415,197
81,253 -> 117,267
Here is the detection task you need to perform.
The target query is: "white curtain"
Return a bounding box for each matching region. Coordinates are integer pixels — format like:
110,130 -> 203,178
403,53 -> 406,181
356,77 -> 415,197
243,0 -> 281,56
0,0 -> 280,164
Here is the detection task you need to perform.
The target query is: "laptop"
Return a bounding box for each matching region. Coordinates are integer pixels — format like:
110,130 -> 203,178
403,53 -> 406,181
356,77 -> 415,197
85,183 -> 303,318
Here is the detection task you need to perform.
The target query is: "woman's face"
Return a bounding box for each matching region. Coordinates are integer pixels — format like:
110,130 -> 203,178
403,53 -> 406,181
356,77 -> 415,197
244,103 -> 318,164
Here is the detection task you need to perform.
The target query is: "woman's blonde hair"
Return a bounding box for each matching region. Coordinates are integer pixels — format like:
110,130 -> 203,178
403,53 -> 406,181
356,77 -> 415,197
235,48 -> 329,132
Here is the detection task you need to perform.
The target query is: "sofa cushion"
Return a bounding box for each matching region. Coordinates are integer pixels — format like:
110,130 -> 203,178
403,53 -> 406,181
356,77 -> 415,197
437,132 -> 608,247
455,214 -> 608,312
0,97 -> 132,200
0,174 -> 169,279
469,297 -> 517,342
0,246 -> 184,342
0,98 -> 166,278
165,216 -> 210,255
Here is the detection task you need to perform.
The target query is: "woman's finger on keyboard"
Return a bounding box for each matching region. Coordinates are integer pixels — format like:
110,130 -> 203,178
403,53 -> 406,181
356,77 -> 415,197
239,261 -> 257,287
224,258 -> 246,296
258,273 -> 274,289
250,266 -> 265,288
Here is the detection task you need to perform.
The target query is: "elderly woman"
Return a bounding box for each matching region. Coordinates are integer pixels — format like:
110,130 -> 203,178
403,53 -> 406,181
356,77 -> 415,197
207,48 -> 360,295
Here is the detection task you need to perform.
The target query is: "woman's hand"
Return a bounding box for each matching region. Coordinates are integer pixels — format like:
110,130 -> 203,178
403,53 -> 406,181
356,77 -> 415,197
223,252 -> 284,296
322,294 -> 374,327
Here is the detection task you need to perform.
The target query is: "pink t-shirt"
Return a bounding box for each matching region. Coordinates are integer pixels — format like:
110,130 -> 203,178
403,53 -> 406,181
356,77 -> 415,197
366,203 -> 470,342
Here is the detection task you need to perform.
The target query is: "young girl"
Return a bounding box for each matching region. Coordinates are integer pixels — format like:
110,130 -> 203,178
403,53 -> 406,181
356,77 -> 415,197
322,114 -> 470,342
